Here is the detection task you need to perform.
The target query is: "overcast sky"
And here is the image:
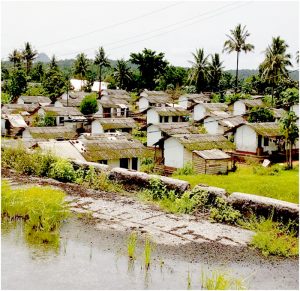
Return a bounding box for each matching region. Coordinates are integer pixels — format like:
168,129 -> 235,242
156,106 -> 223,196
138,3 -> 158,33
1,0 -> 299,69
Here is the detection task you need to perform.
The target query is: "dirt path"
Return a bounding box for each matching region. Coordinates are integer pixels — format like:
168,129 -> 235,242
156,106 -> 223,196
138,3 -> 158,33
3,169 -> 253,247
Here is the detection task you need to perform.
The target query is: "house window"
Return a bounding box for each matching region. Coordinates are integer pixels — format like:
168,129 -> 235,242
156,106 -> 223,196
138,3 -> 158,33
159,116 -> 163,123
172,116 -> 179,122
164,116 -> 168,123
264,137 -> 269,146
120,158 -> 129,169
103,108 -> 111,118
132,157 -> 138,170
121,108 -> 126,116
59,116 -> 64,124
98,160 -> 108,165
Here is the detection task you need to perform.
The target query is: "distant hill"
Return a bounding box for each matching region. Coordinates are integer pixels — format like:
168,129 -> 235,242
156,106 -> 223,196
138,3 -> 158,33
34,53 -> 50,63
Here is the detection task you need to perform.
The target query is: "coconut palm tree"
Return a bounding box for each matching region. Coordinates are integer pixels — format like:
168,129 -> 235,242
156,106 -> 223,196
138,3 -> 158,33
22,42 -> 38,75
207,53 -> 224,92
223,24 -> 254,92
74,53 -> 90,90
188,48 -> 209,93
94,46 -> 110,97
113,59 -> 132,90
259,36 -> 292,105
8,49 -> 23,67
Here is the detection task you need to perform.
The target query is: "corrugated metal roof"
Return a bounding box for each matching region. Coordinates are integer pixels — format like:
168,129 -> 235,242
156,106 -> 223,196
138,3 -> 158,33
94,117 -> 136,130
154,107 -> 190,116
26,126 -> 78,139
202,103 -> 228,111
154,122 -> 194,135
271,108 -> 286,119
2,104 -> 40,114
7,114 -> 28,128
193,149 -> 231,160
219,116 -> 246,128
240,99 -> 264,108
20,96 -> 51,104
41,106 -> 84,117
247,122 -> 282,137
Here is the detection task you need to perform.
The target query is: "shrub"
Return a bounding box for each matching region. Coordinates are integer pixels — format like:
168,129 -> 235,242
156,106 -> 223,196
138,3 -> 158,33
248,107 -> 274,123
79,93 -> 98,115
173,162 -> 195,176
140,157 -> 155,173
49,159 -> 76,182
253,164 -> 282,176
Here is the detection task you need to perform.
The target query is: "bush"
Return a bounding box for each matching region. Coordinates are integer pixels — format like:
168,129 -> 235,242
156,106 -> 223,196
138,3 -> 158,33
248,107 -> 274,123
210,197 -> 241,223
253,164 -> 282,176
140,157 -> 155,173
79,93 -> 98,115
173,162 -> 195,176
49,159 -> 76,182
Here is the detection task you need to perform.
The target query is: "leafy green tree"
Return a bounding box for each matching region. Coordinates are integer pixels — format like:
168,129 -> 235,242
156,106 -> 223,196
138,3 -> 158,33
113,59 -> 132,89
280,111 -> 299,169
8,49 -> 23,67
279,88 -> 299,109
219,72 -> 235,91
248,107 -> 274,123
22,42 -> 38,75
1,92 -> 11,104
1,62 -> 10,81
188,48 -> 209,93
42,66 -> 66,102
130,48 -> 168,90
30,62 -> 45,82
157,65 -> 187,90
259,36 -> 292,104
82,70 -> 97,92
94,47 -> 110,96
34,112 -> 56,127
223,24 -> 255,92
49,55 -> 59,71
7,67 -> 27,101
166,85 -> 183,106
74,53 -> 90,89
207,53 -> 224,92
79,93 -> 98,115
24,84 -> 45,96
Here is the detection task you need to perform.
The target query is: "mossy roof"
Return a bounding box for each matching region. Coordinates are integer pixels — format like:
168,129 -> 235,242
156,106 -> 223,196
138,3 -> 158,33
41,106 -> 83,116
27,126 -> 78,139
80,136 -> 151,161
172,134 -> 235,151
20,96 -> 51,104
240,99 -> 264,108
201,103 -> 228,111
180,93 -> 211,103
153,107 -> 190,116
247,122 -> 282,137
2,104 -> 40,114
98,98 -> 129,108
151,122 -> 194,135
94,117 -> 136,130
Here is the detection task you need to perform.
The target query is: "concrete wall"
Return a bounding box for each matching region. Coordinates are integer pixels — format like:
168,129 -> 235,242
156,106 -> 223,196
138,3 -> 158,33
193,104 -> 206,121
54,101 -> 64,108
233,101 -> 246,116
235,125 -> 257,153
139,97 -> 149,112
178,96 -> 188,109
204,117 -> 224,135
17,98 -> 24,105
1,119 -> 7,135
91,120 -> 104,135
147,125 -> 161,147
147,109 -> 159,124
164,137 -> 184,168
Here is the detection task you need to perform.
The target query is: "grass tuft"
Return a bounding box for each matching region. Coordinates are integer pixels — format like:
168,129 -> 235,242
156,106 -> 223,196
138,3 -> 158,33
127,231 -> 138,259
144,236 -> 152,270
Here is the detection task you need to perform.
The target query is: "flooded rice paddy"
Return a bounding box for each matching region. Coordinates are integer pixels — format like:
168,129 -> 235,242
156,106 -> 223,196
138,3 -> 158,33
1,217 -> 299,290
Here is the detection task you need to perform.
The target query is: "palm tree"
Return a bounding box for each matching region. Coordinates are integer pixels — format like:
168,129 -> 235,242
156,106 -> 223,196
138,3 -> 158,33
8,49 -> 23,67
259,36 -> 292,105
223,24 -> 254,92
207,53 -> 224,92
74,53 -> 90,90
188,48 -> 209,93
94,47 -> 110,97
113,59 -> 132,90
22,42 -> 38,75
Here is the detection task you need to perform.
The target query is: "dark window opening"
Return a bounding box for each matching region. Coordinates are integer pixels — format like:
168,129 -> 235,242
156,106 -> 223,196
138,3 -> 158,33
120,158 -> 129,169
159,116 -> 163,123
172,116 -> 179,122
59,116 -> 64,124
264,137 -> 269,146
99,160 -> 108,165
103,108 -> 111,118
164,116 -> 168,123
132,158 -> 138,170
258,135 -> 262,147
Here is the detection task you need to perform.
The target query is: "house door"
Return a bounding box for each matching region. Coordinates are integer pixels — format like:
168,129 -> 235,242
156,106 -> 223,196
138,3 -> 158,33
132,158 -> 138,170
120,158 -> 129,169
258,135 -> 262,147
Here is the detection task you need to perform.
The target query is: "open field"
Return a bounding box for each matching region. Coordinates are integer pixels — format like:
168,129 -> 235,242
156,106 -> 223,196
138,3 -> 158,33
174,164 -> 299,204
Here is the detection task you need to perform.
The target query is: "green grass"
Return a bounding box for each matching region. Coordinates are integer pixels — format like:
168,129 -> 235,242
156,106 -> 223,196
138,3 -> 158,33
144,236 -> 152,270
201,270 -> 246,290
127,231 -> 138,259
174,164 -> 299,203
240,216 -> 299,257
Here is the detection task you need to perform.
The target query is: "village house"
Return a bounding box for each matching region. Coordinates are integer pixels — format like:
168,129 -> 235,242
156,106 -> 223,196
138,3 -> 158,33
69,79 -> 109,92
147,122 -> 196,147
203,115 -> 246,135
22,126 -> 78,140
162,133 -> 235,169
271,108 -> 286,122
1,103 -> 40,125
1,113 -> 28,137
192,149 -> 231,174
75,133 -> 150,170
96,98 -> 130,118
192,103 -> 228,121
17,95 -> 51,106
91,117 -> 136,135
146,107 -> 190,124
101,89 -> 131,101
233,98 -> 265,116
55,92 -> 89,107
178,93 -> 211,109
38,106 -> 86,126
234,122 -> 283,156
137,90 -> 172,112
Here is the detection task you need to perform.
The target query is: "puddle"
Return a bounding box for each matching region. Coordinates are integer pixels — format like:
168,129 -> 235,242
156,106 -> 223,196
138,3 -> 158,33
1,218 -> 298,290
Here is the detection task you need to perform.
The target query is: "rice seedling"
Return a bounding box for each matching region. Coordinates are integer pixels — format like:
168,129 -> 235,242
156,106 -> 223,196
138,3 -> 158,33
200,269 -> 245,290
187,270 -> 191,289
127,231 -> 138,259
144,236 -> 151,270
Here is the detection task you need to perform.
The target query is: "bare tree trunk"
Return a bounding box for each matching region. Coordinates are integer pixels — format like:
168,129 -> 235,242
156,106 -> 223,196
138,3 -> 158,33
98,66 -> 102,99
289,142 -> 293,169
285,140 -> 289,168
235,51 -> 239,92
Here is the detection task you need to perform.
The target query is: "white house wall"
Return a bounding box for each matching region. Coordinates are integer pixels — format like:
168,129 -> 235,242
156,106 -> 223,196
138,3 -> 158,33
139,97 -> 149,112
1,119 -> 6,135
233,101 -> 246,116
204,117 -> 224,135
54,101 -> 64,107
178,96 -> 188,109
235,125 -> 257,153
147,109 -> 159,124
183,148 -> 193,166
147,125 -> 161,146
22,129 -> 33,140
91,120 -> 104,135
193,104 -> 206,121
17,98 -> 24,105
164,137 -> 184,168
